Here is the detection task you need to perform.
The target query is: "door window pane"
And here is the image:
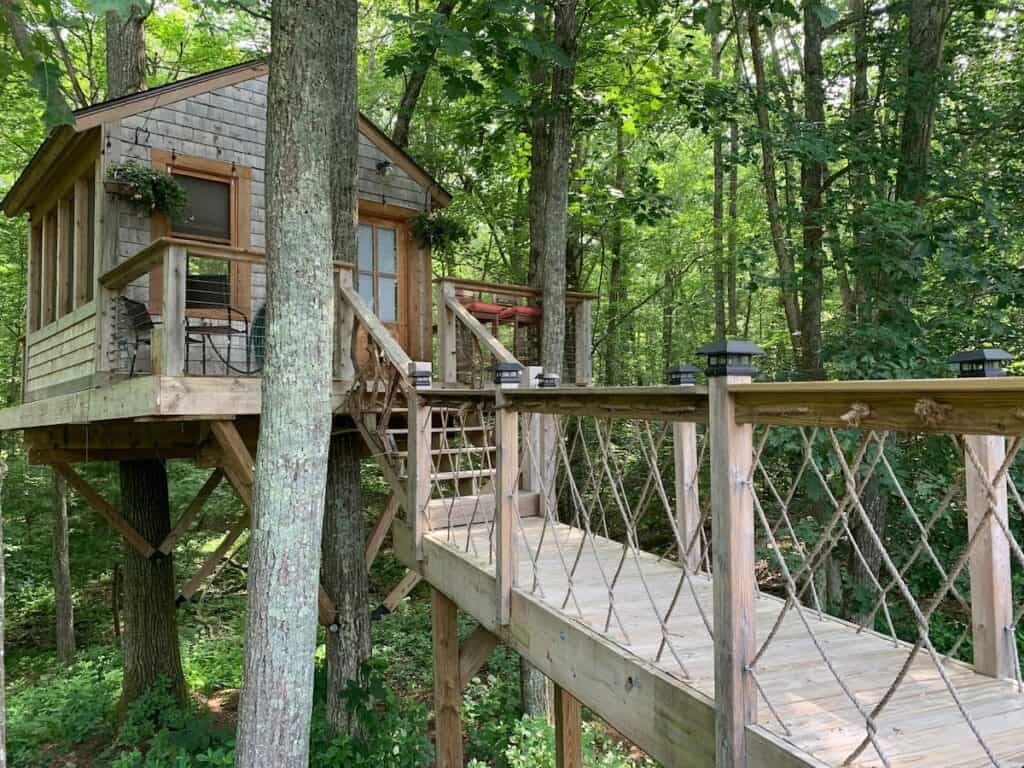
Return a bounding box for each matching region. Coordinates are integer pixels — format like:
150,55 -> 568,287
358,272 -> 374,310
358,224 -> 374,271
379,277 -> 397,323
377,227 -> 397,274
173,175 -> 232,241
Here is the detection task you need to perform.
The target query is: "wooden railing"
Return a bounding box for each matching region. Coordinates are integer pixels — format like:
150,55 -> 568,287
436,277 -> 594,387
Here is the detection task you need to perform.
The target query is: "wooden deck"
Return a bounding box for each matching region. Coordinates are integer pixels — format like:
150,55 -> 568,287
399,516 -> 1024,768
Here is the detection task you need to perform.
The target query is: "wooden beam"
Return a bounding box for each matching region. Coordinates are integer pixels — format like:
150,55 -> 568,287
366,494 -> 400,569
158,469 -> 223,555
444,292 -> 518,365
494,390 -> 519,626
333,268 -> 356,381
554,684 -> 583,768
339,283 -> 412,382
964,434 -> 1014,679
318,585 -> 337,628
574,299 -> 593,386
177,513 -> 248,602
499,386 -> 710,423
437,281 -> 457,385
432,588 -> 464,768
408,396 -> 431,560
56,197 -> 73,317
708,374 -> 757,768
428,491 -> 539,528
210,420 -> 254,509
673,421 -> 702,572
161,244 -> 186,377
73,176 -> 91,308
458,624 -> 499,691
52,462 -> 155,558
383,569 -> 422,612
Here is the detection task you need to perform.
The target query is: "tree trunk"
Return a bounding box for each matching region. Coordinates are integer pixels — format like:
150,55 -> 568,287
798,0 -> 826,380
52,472 -> 75,664
662,270 -> 677,369
712,34 -> 726,340
727,112 -> 739,337
746,15 -> 801,360
896,0 -> 949,204
119,460 -> 187,705
0,0 -> 73,122
604,118 -> 628,385
846,474 -> 889,624
538,0 -> 577,380
391,0 -> 459,148
0,461 -> 7,768
105,4 -> 147,99
234,0 -> 344,761
321,433 -> 371,737
527,5 -> 550,338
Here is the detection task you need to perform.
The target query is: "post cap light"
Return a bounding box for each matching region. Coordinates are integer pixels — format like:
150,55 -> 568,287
949,348 -> 1013,378
666,364 -> 699,386
494,361 -> 523,386
696,340 -> 765,378
408,361 -> 432,389
536,371 -> 560,388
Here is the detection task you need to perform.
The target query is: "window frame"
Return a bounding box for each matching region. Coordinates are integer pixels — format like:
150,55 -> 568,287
356,217 -> 404,328
149,150 -> 252,320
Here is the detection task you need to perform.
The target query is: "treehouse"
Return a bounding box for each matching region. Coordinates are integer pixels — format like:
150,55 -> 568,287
4,62 -> 1024,768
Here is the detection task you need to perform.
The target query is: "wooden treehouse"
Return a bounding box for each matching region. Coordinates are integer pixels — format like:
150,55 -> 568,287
4,62 -> 1024,768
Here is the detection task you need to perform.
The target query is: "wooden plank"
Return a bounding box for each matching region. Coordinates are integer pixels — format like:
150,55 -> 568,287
365,494 -> 400,568
437,277 -> 597,303
428,491 -> 539,528
674,421 -> 702,571
458,625 -> 499,691
339,283 -> 412,381
26,300 -> 97,347
52,461 -> 155,558
494,391 -> 519,625
27,343 -> 95,378
56,197 -> 73,317
26,361 -> 96,392
161,244 -> 186,377
574,299 -> 593,386
73,176 -> 91,308
444,292 -> 518,365
964,434 -> 1014,679
407,396 -> 432,560
28,223 -> 42,332
383,569 -> 422,611
333,268 -> 356,380
437,281 -> 457,385
28,328 -> 95,367
554,685 -> 583,768
210,420 -> 255,509
40,211 -> 57,326
158,469 -> 223,555
501,386 -> 710,423
432,588 -> 464,768
178,513 -> 248,601
708,374 -> 757,768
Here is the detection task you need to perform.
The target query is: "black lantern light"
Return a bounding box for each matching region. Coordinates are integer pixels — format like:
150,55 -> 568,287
410,369 -> 432,389
948,348 -> 1013,378
494,361 -> 523,386
666,363 -> 699,386
536,371 -> 560,388
696,340 -> 765,377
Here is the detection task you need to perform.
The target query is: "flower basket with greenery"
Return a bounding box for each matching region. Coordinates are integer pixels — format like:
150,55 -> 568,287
409,211 -> 470,254
105,161 -> 188,221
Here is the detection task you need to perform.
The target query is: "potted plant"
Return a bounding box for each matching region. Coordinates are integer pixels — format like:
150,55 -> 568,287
105,160 -> 188,221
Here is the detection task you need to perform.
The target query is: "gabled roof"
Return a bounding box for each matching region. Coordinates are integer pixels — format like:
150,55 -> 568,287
3,60 -> 451,216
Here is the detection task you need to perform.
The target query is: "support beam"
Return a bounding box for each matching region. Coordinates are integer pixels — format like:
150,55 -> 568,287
494,390 -> 519,626
432,588 -> 464,768
708,373 -> 757,768
366,494 -> 399,569
458,624 -> 500,691
437,281 -> 457,384
210,420 -> 255,508
383,569 -> 422,612
52,462 -> 155,558
158,469 -> 224,555
161,244 -> 187,377
964,434 -> 1014,679
177,513 -> 249,602
673,422 -> 702,571
407,396 -> 431,560
554,684 -> 583,768
574,299 -> 592,386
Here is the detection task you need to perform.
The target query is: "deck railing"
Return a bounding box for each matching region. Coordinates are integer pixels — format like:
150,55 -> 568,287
418,369 -> 1024,768
436,277 -> 594,387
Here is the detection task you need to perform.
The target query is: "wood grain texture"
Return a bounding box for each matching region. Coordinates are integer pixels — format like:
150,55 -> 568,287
432,588 -> 464,768
554,685 -> 583,768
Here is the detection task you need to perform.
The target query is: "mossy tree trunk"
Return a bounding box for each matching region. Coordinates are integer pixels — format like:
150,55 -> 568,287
234,0 -> 347,761
105,4 -> 147,99
52,472 -> 75,664
119,460 -> 187,705
321,433 -> 371,736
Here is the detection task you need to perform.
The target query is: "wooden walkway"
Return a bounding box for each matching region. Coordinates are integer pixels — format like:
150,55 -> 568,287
417,517 -> 1024,768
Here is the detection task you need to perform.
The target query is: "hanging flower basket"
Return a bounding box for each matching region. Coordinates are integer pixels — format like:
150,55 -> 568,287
105,161 -> 188,221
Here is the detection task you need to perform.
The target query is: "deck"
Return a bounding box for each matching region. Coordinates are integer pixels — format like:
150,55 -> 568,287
397,516 -> 1024,768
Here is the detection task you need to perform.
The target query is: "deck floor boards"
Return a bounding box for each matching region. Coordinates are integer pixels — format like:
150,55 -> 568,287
433,517 -> 1024,768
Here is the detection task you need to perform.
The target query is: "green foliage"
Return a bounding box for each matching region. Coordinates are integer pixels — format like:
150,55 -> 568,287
409,211 -> 471,254
106,161 -> 189,221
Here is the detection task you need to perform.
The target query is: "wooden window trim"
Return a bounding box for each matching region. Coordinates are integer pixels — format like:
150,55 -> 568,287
56,195 -> 74,317
149,150 -> 252,319
356,216 -> 406,332
28,224 -> 42,332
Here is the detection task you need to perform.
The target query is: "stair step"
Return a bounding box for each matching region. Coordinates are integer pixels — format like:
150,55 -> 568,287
402,468 -> 497,482
395,446 -> 495,458
387,425 -> 487,435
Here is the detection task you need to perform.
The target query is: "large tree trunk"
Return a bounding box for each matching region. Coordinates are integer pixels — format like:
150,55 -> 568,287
105,4 -> 147,98
52,472 -> 75,664
604,118 -> 628,384
234,0 -> 343,761
727,113 -> 739,337
711,34 -> 726,340
321,433 -> 371,737
119,460 -> 187,705
527,5 -> 551,338
391,0 -> 459,148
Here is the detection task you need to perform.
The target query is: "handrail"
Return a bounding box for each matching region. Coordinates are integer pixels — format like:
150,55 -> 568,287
499,385 -> 709,422
338,282 -> 412,385
437,276 -> 598,303
444,293 -> 518,365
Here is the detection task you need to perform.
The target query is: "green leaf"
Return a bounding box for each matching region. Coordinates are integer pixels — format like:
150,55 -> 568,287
703,2 -> 723,35
84,0 -> 139,17
29,62 -> 73,127
811,3 -> 840,25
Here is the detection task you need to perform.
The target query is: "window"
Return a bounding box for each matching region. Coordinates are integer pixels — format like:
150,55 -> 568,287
172,174 -> 232,242
356,222 -> 399,324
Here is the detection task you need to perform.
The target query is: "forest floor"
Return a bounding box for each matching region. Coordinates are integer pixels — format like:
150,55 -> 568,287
2,461 -> 657,768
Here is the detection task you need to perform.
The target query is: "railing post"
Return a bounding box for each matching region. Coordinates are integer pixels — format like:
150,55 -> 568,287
700,340 -> 763,768
952,349 -> 1015,679
161,244 -> 187,377
437,280 -> 457,385
668,364 -> 702,572
494,362 -> 522,625
333,268 -> 355,381
574,298 -> 593,386
407,386 -> 432,562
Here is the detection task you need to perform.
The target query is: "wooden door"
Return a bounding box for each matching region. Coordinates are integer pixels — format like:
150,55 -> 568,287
355,216 -> 409,362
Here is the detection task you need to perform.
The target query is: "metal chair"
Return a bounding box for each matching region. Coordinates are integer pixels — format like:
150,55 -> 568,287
119,297 -> 159,377
184,275 -> 254,375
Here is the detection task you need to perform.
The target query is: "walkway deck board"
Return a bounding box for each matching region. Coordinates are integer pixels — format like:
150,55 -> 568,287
431,517 -> 1024,768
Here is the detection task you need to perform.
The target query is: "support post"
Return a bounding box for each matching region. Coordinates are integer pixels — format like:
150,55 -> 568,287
437,280 -> 457,385
520,366 -> 556,518
700,341 -> 761,768
161,244 -> 187,377
574,299 -> 592,386
432,588 -> 464,768
458,625 -> 500,691
669,364 -> 702,571
365,494 -> 400,568
964,432 -> 1013,678
333,268 -> 355,381
554,684 -> 583,768
407,393 -> 432,560
158,469 -> 224,555
495,380 -> 520,626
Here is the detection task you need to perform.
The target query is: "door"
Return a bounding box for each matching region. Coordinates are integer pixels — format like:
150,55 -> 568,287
355,217 -> 408,352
